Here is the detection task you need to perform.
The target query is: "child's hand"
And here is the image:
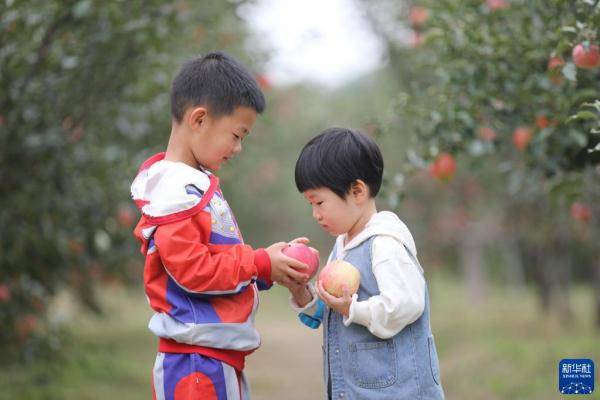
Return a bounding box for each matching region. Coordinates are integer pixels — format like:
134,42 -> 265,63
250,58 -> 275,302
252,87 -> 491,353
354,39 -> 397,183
289,236 -> 310,245
316,279 -> 352,317
288,281 -> 313,308
266,241 -> 310,287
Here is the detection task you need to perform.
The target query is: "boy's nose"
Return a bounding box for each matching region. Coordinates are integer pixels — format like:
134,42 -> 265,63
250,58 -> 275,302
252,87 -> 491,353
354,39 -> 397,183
233,142 -> 242,154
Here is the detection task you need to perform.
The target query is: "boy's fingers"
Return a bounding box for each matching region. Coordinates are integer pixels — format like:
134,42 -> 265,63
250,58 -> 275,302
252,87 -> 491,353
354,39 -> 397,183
282,255 -> 309,270
273,242 -> 289,250
278,277 -> 289,287
290,237 -> 309,244
286,267 -> 308,284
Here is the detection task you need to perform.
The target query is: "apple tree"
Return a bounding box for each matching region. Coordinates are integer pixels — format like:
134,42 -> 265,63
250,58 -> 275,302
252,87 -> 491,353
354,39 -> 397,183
0,0 -> 255,362
360,0 -> 600,324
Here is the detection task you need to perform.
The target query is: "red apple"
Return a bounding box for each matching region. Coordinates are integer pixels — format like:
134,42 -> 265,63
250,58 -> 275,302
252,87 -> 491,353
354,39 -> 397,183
256,74 -> 271,90
478,126 -> 497,141
117,206 -> 136,228
512,126 -> 533,151
570,202 -> 592,223
547,56 -> 565,85
16,315 -> 38,338
535,115 -> 550,129
547,56 -> 565,70
318,260 -> 360,298
572,43 -> 600,69
409,6 -> 429,27
429,153 -> 456,182
486,0 -> 509,11
283,243 -> 319,279
0,284 -> 10,302
68,239 -> 84,255
69,125 -> 83,143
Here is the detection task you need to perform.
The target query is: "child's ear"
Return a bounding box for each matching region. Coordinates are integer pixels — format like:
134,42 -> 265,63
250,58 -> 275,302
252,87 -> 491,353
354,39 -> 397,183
351,180 -> 369,203
187,106 -> 208,130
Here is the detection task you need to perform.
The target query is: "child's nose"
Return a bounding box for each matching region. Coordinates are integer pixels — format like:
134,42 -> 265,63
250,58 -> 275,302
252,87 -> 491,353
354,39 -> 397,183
233,141 -> 242,154
312,208 -> 321,221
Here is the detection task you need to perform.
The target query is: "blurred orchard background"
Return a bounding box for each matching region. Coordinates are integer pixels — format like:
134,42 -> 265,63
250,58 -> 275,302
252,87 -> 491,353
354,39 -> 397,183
1,0 -> 599,399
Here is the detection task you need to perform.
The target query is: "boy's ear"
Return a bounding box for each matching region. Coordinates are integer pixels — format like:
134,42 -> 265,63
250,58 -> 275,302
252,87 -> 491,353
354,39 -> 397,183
350,180 -> 369,203
187,106 -> 208,130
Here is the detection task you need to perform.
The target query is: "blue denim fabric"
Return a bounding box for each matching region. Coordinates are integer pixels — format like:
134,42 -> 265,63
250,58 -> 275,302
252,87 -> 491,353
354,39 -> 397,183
302,236 -> 445,399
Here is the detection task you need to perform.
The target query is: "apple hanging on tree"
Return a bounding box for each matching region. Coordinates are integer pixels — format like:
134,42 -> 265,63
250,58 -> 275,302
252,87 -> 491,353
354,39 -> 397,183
429,152 -> 457,182
409,6 -> 429,27
570,202 -> 592,223
572,43 -> 600,69
512,126 -> 533,151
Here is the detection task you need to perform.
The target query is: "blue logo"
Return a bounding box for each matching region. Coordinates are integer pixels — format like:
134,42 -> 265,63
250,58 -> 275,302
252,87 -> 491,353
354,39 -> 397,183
559,359 -> 594,395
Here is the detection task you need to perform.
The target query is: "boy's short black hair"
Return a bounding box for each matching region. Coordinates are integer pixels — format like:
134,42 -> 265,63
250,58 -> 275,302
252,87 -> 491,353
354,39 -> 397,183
170,51 -> 266,122
295,128 -> 384,199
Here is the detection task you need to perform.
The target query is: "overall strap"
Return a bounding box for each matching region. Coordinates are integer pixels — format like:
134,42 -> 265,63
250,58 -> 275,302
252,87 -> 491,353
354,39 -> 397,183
402,243 -> 425,275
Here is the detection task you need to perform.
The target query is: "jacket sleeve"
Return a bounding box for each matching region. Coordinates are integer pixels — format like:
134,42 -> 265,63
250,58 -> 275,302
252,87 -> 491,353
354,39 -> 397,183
289,283 -> 324,329
154,211 -> 272,296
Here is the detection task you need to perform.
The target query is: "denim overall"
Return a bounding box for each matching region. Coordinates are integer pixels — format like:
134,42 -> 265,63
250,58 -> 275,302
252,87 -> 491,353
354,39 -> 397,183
323,236 -> 445,400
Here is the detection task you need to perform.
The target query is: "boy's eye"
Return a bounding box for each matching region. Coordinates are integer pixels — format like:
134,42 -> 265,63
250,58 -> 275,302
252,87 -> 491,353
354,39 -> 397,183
316,201 -> 323,206
232,133 -> 240,140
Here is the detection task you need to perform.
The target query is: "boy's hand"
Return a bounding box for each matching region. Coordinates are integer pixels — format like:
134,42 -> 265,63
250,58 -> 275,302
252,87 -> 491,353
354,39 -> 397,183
289,236 -> 310,245
266,241 -> 310,287
288,281 -> 313,308
316,279 -> 352,317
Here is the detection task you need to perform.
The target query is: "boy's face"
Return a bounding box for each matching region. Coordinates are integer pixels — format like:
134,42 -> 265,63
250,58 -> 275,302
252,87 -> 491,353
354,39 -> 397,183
191,106 -> 257,171
303,187 -> 362,237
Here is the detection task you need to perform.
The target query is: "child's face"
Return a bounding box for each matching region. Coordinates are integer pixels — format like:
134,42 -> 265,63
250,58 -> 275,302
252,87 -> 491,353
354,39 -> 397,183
191,106 -> 257,171
303,187 -> 362,237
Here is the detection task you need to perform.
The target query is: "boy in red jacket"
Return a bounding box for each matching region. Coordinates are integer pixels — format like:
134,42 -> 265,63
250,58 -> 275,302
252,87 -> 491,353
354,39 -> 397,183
131,52 -> 309,400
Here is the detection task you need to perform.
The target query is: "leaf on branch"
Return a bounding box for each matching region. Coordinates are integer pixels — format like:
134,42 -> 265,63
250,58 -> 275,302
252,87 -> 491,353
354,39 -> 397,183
407,150 -> 427,169
581,100 -> 600,112
73,0 -> 93,19
560,26 -> 577,34
566,110 -> 597,123
588,143 -> 600,153
562,62 -> 577,82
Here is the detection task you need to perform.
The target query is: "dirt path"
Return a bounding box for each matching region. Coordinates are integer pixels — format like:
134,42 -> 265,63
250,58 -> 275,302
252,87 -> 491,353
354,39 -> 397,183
246,288 -> 325,399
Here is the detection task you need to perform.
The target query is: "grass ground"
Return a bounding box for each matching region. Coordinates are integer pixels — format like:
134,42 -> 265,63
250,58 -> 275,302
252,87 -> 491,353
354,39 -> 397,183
1,275 -> 599,399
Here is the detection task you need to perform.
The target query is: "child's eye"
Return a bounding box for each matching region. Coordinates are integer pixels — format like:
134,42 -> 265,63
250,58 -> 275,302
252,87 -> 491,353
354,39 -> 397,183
232,133 -> 240,140
316,201 -> 323,206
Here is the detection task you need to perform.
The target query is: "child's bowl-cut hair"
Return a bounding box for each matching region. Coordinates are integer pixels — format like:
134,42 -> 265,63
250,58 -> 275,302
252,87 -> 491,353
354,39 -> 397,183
295,128 -> 384,199
170,51 -> 266,122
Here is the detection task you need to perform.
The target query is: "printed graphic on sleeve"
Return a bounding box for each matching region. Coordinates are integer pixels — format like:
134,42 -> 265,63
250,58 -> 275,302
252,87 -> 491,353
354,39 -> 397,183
207,192 -> 242,245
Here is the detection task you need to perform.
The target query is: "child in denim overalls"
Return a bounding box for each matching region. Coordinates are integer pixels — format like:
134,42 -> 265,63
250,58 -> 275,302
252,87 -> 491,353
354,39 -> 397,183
288,128 -> 445,400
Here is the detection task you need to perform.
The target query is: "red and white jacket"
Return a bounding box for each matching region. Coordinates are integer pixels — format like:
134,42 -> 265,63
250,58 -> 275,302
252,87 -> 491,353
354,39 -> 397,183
131,152 -> 273,371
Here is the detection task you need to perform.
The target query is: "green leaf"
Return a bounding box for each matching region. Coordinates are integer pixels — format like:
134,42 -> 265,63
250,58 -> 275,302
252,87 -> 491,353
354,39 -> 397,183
569,130 -> 588,147
72,0 -> 93,18
560,26 -> 577,33
588,143 -> 600,153
581,100 -> 600,112
566,110 -> 597,123
562,62 -> 577,82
